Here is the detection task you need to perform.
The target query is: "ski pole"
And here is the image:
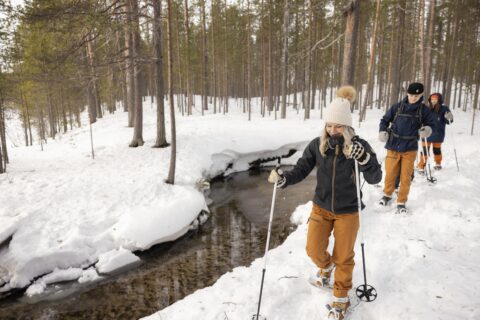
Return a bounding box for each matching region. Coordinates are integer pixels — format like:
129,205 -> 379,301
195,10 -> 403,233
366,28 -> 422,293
422,137 -> 437,183
354,160 -> 377,302
449,128 -> 460,172
253,159 -> 281,320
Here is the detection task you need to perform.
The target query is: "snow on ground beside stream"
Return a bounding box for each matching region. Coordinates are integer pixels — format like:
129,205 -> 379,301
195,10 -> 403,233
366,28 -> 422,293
141,106 -> 480,320
1,94 -> 479,320
1,96 -> 327,296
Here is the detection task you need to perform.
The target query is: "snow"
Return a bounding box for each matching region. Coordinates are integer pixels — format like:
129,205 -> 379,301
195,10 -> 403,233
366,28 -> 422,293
0,96 -> 325,297
142,104 -> 480,320
95,247 -> 140,274
1,94 -> 479,319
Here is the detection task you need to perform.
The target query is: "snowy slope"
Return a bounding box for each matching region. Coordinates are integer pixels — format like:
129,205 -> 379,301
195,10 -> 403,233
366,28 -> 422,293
142,107 -> 480,320
0,96 -> 327,296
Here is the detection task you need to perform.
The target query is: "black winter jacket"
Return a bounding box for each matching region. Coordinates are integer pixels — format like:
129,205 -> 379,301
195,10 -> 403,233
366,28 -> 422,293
379,96 -> 436,152
282,137 -> 382,214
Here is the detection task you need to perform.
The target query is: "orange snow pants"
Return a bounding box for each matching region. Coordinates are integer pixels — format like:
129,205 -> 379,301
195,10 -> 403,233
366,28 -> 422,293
418,142 -> 443,168
384,150 -> 417,203
306,203 -> 359,298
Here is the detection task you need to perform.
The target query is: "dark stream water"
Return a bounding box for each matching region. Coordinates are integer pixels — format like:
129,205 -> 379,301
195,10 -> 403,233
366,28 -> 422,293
0,168 -> 316,320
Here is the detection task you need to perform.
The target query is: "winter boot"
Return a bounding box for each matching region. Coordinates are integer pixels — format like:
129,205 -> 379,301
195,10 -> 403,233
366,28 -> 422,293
396,203 -> 408,214
417,168 -> 425,176
378,195 -> 392,206
327,296 -> 350,320
309,264 -> 335,288
434,165 -> 442,170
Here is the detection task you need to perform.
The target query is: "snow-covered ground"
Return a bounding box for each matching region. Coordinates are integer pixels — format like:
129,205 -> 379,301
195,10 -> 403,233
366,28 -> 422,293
1,95 -> 479,320
141,104 -> 480,319
0,96 -> 322,297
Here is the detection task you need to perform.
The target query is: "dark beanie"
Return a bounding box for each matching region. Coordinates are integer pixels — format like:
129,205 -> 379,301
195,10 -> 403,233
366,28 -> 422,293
407,82 -> 424,94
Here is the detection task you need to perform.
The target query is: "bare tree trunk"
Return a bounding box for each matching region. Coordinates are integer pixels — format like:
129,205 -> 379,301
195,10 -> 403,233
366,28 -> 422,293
211,0 -> 217,114
247,0 -> 252,120
184,0 -> 193,115
125,0 -> 135,126
444,4 -> 459,105
360,0 -> 380,122
201,0 -> 208,113
223,0 -> 229,114
46,87 -> 57,138
424,0 -> 435,97
267,0 -> 273,113
86,34 -> 102,120
389,0 -> 406,106
341,0 -> 360,86
280,0 -> 289,119
472,80 -> 479,135
418,0 -> 425,83
129,0 -> 144,147
166,0 -> 177,184
0,100 -> 8,168
153,0 -> 168,148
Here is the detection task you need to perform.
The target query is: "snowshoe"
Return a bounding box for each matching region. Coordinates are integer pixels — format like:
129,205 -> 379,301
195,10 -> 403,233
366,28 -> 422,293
378,195 -> 392,206
396,204 -> 408,214
434,165 -> 442,170
326,297 -> 350,320
309,264 -> 335,289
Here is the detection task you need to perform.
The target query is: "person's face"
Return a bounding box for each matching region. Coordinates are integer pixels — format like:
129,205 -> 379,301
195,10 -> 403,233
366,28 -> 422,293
407,93 -> 422,104
326,123 -> 344,137
431,97 -> 439,105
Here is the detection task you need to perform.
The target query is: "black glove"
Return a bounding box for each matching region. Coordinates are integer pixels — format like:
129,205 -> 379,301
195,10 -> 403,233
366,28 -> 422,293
349,141 -> 370,165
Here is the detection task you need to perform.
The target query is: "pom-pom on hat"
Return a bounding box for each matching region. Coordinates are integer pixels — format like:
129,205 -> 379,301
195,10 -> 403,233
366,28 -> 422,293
407,82 -> 424,94
324,86 -> 357,127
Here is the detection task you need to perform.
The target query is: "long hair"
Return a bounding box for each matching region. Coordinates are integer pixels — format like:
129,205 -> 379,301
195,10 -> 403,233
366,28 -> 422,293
319,126 -> 356,157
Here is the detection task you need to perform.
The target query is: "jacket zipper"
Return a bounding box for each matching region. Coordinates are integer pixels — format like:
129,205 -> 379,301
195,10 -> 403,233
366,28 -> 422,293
331,145 -> 339,213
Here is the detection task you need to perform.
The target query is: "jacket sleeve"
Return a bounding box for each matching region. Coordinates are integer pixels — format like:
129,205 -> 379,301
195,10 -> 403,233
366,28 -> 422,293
282,138 -> 318,187
379,104 -> 397,132
421,104 -> 437,131
358,139 -> 382,184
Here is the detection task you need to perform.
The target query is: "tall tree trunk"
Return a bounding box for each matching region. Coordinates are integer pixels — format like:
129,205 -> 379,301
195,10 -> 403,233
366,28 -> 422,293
129,0 -> 144,147
211,0 -> 217,114
153,0 -> 168,148
246,0 -> 252,120
444,3 -> 459,105
341,0 -> 360,86
280,0 -> 289,119
166,0 -> 177,184
471,75 -> 479,135
184,0 -> 193,115
201,0 -> 208,113
125,0 -> 135,126
0,100 -> 8,168
424,0 -> 435,97
389,0 -> 406,106
223,0 -> 229,114
267,0 -> 273,113
360,0 -> 380,122
418,0 -> 425,83
86,34 -> 103,120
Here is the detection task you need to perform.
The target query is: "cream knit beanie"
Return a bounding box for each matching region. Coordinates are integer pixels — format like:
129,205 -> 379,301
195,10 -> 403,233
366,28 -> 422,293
324,86 -> 357,127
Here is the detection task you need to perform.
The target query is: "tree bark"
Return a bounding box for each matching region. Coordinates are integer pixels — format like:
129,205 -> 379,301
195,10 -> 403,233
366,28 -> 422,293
129,0 -> 144,147
166,0 -> 177,184
201,0 -> 208,113
184,0 -> 193,115
424,0 -> 435,97
341,0 -> 360,86
280,0 -> 289,119
153,0 -> 168,148
359,0 -> 380,122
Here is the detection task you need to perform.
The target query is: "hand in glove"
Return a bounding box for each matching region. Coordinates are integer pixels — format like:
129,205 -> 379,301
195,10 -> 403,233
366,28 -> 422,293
418,126 -> 432,139
379,131 -> 389,143
444,112 -> 454,123
348,141 -> 371,165
268,168 -> 286,188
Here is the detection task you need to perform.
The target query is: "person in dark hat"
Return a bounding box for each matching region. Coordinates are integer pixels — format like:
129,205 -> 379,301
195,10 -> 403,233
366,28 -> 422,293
417,92 -> 453,172
377,82 -> 436,214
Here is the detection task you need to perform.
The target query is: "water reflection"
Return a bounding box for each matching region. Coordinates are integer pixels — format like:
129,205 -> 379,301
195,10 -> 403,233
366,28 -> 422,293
0,167 -> 316,320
